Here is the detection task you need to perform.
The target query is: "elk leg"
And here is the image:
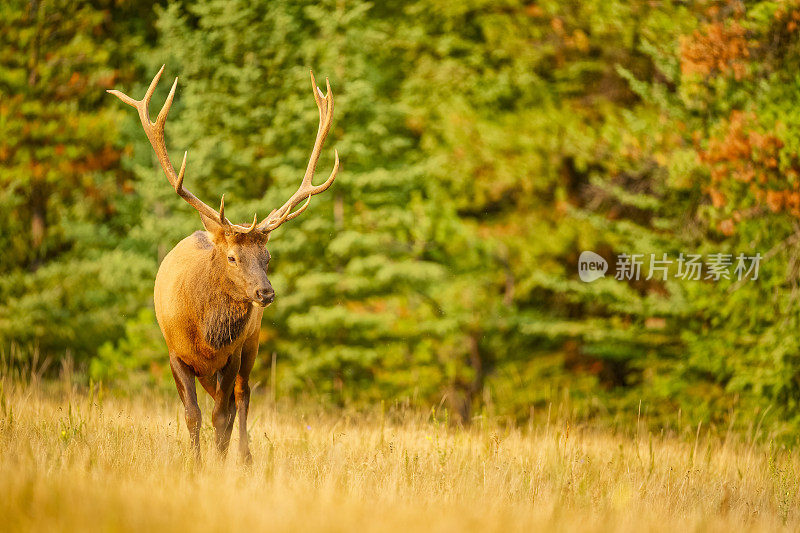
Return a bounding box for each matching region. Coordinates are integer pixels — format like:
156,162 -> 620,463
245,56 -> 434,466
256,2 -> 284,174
212,352 -> 241,455
222,389 -> 236,440
215,387 -> 237,456
234,375 -> 252,463
201,373 -> 237,437
236,330 -> 258,463
169,353 -> 201,459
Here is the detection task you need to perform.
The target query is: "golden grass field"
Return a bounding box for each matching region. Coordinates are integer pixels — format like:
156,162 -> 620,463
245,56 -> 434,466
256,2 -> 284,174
1,379 -> 799,533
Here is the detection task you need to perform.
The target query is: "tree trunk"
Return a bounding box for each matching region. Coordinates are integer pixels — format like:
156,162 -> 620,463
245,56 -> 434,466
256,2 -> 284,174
28,0 -> 46,262
453,331 -> 485,424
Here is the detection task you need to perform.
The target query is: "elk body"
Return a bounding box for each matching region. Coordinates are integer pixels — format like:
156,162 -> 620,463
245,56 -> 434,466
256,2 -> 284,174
109,66 -> 338,461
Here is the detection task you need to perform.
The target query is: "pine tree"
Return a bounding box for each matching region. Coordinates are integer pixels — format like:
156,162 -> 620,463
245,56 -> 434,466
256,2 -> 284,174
0,0 -> 157,360
100,0 -> 462,407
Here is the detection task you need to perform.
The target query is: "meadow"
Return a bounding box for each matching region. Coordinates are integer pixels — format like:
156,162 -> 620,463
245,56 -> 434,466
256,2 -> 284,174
2,377 -> 799,533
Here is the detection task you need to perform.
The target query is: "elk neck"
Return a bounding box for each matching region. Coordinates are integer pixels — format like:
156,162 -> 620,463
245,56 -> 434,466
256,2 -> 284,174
189,244 -> 254,350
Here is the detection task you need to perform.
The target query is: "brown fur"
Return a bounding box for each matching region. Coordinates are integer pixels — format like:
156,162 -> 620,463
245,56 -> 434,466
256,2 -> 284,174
155,217 -> 273,461
109,66 -> 339,463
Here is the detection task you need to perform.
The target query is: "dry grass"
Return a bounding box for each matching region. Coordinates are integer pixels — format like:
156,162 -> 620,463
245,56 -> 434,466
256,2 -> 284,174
1,381 -> 799,533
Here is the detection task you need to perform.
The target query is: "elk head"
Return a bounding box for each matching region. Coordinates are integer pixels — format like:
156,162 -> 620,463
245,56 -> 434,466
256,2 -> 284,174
108,66 -> 339,307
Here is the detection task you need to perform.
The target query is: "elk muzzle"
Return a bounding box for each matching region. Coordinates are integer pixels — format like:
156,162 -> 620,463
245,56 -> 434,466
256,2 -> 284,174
254,287 -> 275,306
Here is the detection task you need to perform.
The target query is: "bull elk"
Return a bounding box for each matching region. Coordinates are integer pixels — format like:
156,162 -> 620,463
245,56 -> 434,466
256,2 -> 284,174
108,66 -> 338,461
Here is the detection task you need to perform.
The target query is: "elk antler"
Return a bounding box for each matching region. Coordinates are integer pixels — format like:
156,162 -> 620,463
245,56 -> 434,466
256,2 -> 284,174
108,66 -> 258,233
257,70 -> 339,234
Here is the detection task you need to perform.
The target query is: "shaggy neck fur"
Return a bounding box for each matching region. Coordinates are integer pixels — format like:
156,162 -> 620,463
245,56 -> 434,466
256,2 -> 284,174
203,296 -> 252,350
194,249 -> 253,350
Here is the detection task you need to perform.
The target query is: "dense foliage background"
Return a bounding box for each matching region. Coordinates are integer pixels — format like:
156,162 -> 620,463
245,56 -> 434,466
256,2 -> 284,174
4,0 -> 800,433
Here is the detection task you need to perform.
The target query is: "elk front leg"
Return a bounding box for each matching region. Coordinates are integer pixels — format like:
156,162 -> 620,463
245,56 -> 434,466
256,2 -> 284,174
236,331 -> 258,463
212,352 -> 241,455
169,353 -> 201,459
200,374 -> 236,447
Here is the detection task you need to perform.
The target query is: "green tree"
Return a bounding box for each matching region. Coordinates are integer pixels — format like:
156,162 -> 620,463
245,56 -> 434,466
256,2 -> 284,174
100,0 -> 455,408
0,0 -> 157,360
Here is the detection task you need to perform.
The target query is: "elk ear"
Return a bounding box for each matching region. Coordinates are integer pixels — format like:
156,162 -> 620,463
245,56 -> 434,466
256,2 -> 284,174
200,213 -> 225,238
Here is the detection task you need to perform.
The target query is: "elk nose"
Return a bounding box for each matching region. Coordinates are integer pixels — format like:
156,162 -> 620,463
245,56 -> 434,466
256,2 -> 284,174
256,288 -> 274,305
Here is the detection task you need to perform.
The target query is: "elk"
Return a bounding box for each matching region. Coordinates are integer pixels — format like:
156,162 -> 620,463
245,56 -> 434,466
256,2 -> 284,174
108,66 -> 338,461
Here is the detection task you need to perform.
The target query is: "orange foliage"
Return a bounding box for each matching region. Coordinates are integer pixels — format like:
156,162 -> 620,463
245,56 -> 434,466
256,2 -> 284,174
525,3 -> 544,17
700,111 -> 800,228
709,188 -> 726,208
774,6 -> 800,28
680,20 -> 749,80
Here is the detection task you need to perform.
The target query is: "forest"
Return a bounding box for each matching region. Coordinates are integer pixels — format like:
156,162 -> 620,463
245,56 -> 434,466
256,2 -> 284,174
4,0 -> 800,436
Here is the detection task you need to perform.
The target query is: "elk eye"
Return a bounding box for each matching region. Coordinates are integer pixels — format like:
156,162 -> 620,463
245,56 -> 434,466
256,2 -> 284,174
227,256 -> 236,264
